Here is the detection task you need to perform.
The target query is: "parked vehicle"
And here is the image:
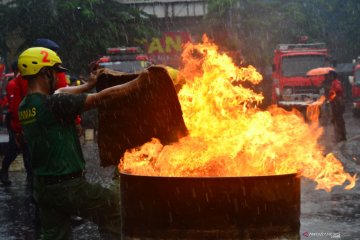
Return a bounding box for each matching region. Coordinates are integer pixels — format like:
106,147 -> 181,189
98,47 -> 152,73
348,58 -> 360,116
271,42 -> 335,114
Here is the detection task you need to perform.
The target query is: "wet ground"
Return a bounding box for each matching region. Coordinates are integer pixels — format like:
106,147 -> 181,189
299,103 -> 360,239
1,102 -> 360,239
0,131 -> 116,240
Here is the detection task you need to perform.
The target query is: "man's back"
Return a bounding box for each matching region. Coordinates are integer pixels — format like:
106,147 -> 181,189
19,93 -> 86,176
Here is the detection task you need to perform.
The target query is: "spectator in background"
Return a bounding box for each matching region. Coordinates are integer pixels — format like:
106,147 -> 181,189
70,76 -> 80,86
70,74 -> 87,87
323,70 -> 346,142
0,61 -> 32,185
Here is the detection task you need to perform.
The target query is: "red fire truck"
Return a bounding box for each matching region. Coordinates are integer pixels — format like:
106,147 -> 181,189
98,47 -> 152,73
271,42 -> 334,112
349,59 -> 360,116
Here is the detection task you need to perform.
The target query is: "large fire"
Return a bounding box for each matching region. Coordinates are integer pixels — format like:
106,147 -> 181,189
120,35 -> 356,192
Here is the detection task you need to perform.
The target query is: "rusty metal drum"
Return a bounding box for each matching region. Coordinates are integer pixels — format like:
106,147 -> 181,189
120,172 -> 300,239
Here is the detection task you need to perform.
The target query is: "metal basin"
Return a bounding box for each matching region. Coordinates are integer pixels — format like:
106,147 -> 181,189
120,172 -> 300,239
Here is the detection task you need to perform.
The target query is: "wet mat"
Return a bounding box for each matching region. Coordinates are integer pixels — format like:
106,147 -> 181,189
96,66 -> 188,167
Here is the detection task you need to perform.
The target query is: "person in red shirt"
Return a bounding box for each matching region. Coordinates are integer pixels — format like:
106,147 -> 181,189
323,70 -> 346,142
0,61 -> 32,185
0,89 -> 8,110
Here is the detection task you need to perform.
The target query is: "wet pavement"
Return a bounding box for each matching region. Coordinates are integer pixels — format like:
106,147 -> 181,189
1,102 -> 360,239
299,103 -> 360,240
0,135 -> 116,240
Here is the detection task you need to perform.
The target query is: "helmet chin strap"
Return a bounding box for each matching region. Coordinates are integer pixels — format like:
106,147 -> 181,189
45,69 -> 56,94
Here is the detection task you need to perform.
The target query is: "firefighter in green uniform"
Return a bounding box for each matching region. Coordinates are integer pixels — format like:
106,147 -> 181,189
17,47 -> 145,239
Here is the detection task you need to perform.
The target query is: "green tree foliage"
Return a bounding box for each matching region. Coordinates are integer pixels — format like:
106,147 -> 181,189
0,0 -> 17,63
327,0 -> 360,61
1,0 -> 360,75
2,0 -> 155,75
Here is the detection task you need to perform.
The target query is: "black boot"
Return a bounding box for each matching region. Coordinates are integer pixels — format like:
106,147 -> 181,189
0,169 -> 11,186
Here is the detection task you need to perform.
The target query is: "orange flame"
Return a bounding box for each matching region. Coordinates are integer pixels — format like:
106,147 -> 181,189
329,90 -> 337,101
120,35 -> 356,192
306,95 -> 326,124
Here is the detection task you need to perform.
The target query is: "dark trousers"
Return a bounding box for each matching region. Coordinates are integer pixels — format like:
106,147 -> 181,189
34,176 -> 121,240
1,129 -> 32,178
331,100 -> 346,142
332,114 -> 346,142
